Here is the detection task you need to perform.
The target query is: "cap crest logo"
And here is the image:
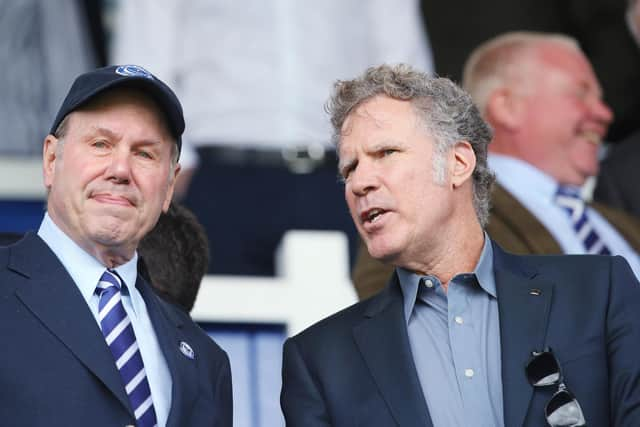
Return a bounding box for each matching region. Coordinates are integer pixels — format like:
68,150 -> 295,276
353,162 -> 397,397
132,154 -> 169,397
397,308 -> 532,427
115,65 -> 154,79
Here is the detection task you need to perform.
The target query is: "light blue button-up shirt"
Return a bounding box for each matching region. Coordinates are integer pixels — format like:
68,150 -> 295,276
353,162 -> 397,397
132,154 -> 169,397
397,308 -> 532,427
398,235 -> 504,427
38,213 -> 172,426
489,153 -> 640,278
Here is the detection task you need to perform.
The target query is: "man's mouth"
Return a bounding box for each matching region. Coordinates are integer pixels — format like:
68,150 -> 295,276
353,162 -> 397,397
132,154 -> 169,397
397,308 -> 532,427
580,130 -> 602,146
361,208 -> 387,224
91,193 -> 135,207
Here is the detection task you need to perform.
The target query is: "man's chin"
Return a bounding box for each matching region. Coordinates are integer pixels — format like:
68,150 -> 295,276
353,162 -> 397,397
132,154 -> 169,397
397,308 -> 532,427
87,220 -> 138,246
366,241 -> 400,264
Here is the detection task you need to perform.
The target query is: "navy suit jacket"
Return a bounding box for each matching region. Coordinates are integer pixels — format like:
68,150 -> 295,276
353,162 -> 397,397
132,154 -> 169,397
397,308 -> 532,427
0,233 -> 232,427
281,242 -> 640,426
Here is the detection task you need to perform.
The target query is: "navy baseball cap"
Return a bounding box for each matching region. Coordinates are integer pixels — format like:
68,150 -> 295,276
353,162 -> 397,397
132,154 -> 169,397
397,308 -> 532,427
50,64 -> 184,157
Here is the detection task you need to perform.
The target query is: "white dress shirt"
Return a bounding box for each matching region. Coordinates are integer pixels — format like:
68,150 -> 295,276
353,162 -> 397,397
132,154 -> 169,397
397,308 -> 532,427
112,0 -> 434,168
38,213 -> 172,426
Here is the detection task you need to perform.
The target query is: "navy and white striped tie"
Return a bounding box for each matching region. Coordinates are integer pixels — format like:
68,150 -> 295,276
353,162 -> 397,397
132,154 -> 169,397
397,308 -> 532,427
554,186 -> 611,255
96,270 -> 158,427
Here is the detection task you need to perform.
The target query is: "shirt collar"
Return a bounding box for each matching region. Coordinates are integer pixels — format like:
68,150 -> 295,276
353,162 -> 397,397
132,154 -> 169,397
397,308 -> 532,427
398,232 -> 496,324
488,154 -> 561,201
38,213 -> 139,304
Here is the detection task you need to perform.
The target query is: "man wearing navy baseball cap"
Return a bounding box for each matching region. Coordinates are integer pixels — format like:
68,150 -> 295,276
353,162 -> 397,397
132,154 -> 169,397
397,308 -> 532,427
0,65 -> 232,426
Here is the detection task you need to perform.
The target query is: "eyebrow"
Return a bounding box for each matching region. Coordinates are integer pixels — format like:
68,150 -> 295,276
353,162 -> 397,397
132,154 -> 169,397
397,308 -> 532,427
370,139 -> 405,150
87,126 -> 163,147
338,158 -> 355,176
337,139 -> 406,170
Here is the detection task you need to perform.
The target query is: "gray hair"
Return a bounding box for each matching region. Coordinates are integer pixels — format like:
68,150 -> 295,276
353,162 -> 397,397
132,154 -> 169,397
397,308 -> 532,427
462,32 -> 581,114
327,63 -> 495,227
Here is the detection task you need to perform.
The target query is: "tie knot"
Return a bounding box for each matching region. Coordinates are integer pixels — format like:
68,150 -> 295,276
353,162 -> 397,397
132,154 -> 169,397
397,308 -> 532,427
554,186 -> 611,256
96,269 -> 123,295
554,185 -> 584,214
555,185 -> 582,200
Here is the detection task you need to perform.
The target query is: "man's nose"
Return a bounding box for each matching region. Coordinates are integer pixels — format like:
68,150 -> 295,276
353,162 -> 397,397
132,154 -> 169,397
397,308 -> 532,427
349,161 -> 379,196
591,97 -> 614,127
105,148 -> 132,184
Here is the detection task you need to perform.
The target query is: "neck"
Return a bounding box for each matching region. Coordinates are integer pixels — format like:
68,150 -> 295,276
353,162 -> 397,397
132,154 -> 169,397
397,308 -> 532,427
93,249 -> 133,269
400,217 -> 485,290
73,238 -> 134,269
47,211 -> 136,269
488,135 -> 522,158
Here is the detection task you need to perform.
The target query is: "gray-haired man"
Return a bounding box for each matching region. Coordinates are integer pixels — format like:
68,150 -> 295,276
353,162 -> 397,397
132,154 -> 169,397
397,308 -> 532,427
280,64 -> 640,427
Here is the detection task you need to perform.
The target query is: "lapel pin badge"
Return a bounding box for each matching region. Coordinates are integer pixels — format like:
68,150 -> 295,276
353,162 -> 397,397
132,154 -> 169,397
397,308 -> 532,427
179,341 -> 195,360
529,288 -> 542,296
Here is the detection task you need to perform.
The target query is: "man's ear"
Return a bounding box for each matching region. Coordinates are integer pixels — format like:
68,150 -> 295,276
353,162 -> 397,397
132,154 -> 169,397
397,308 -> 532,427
450,140 -> 476,189
162,162 -> 182,212
43,135 -> 60,190
485,88 -> 523,130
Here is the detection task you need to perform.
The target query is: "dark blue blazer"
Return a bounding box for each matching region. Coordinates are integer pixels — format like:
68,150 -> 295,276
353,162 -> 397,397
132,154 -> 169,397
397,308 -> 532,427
281,242 -> 640,426
0,233 -> 232,427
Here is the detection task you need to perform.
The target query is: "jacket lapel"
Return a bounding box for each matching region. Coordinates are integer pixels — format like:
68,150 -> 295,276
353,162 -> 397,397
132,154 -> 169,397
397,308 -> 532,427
591,201 -> 640,252
137,279 -> 199,427
9,233 -> 132,414
490,184 -> 563,254
353,275 -> 433,427
492,243 -> 554,427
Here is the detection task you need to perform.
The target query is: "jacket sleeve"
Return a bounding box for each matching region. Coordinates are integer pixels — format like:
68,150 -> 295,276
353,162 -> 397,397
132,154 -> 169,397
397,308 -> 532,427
213,351 -> 233,427
280,338 -> 332,427
607,256 -> 640,426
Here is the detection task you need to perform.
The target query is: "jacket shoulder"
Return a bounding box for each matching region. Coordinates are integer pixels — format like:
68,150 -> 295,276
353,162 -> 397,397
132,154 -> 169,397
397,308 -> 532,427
488,184 -> 563,254
500,247 -> 633,285
290,289 -> 388,347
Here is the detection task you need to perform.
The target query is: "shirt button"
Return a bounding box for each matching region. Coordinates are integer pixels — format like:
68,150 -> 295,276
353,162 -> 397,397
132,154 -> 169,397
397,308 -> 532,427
454,316 -> 464,325
423,279 -> 434,288
464,368 -> 474,378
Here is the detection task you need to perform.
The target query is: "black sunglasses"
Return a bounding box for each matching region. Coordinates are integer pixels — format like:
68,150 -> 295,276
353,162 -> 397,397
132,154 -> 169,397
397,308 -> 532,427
525,348 -> 586,427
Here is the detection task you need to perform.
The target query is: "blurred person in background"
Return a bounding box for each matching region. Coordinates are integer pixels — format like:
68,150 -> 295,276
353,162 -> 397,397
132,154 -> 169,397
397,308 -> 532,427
139,202 -> 210,312
420,0 -> 640,142
0,0 -> 104,156
111,0 -> 434,276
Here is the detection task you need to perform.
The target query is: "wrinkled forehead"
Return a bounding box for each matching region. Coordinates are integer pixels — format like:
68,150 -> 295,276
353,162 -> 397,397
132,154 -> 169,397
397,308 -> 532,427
341,96 -> 422,133
337,97 -> 427,162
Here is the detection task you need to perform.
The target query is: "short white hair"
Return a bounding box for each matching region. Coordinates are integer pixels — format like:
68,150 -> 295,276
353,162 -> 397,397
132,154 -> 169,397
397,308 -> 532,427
462,32 -> 581,114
